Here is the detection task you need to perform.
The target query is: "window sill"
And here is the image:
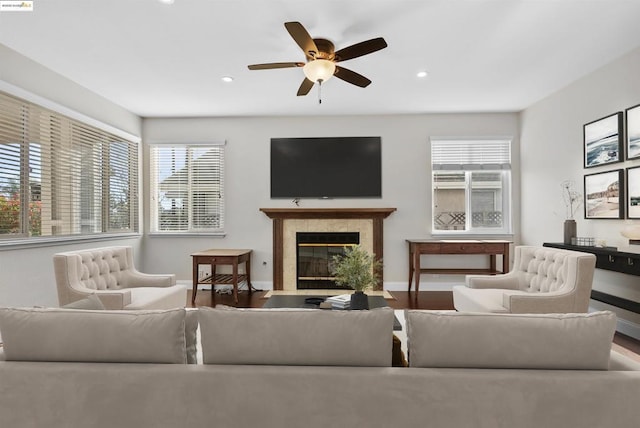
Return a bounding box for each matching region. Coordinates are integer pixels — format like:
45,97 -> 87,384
148,232 -> 226,238
0,232 -> 142,251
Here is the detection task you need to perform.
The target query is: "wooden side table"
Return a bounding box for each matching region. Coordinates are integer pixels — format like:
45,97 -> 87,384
406,239 -> 511,293
191,249 -> 252,305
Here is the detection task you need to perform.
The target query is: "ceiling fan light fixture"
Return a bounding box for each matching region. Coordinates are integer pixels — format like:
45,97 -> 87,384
303,59 -> 336,83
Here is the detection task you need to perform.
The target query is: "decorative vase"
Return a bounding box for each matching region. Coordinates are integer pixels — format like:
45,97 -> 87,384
350,291 -> 369,310
564,219 -> 577,245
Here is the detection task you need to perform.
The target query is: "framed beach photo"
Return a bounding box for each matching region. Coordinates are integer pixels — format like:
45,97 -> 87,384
627,166 -> 640,219
583,112 -> 623,168
626,104 -> 640,160
584,169 -> 624,219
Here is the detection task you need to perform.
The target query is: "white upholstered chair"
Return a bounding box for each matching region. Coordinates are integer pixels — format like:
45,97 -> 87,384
453,246 -> 596,313
54,246 -> 186,310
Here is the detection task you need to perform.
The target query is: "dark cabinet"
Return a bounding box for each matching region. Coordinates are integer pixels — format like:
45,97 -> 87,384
543,243 -> 640,276
543,243 -> 640,314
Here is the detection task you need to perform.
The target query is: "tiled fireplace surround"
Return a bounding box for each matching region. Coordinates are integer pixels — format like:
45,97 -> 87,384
260,208 -> 396,291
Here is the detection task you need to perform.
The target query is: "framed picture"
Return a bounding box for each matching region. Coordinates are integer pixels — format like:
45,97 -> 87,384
583,112 -> 623,168
627,166 -> 640,219
584,169 -> 624,219
626,104 -> 640,160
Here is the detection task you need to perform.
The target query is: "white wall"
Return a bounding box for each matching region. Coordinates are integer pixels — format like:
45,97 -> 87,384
520,46 -> 640,336
0,45 -> 143,307
142,114 -> 520,288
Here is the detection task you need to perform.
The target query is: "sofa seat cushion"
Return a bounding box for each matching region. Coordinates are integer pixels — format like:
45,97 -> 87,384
126,285 -> 186,310
0,308 -> 189,363
406,310 -> 616,370
199,306 -> 395,366
452,286 -> 509,313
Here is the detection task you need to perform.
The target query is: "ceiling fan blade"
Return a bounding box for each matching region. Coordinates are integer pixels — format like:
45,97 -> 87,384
334,37 -> 387,62
285,21 -> 319,58
297,78 -> 315,96
334,66 -> 371,88
248,62 -> 304,70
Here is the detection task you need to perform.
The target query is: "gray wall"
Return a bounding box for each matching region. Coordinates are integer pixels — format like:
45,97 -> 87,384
520,46 -> 640,337
141,114 -> 520,289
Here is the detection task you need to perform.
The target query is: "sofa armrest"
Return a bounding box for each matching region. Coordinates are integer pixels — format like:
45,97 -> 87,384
91,290 -> 132,310
120,271 -> 176,288
502,290 -> 575,314
466,273 -> 519,290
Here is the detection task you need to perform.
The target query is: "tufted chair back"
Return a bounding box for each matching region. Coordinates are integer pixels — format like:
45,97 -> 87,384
73,248 -> 132,290
515,247 -> 578,293
453,246 -> 596,314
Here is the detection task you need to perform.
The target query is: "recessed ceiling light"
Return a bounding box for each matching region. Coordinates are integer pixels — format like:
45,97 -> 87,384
417,70 -> 428,78
221,76 -> 234,83
158,0 -> 174,4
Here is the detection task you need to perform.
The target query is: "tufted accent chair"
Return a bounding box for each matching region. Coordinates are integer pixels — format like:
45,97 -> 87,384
54,246 -> 186,310
452,246 -> 596,313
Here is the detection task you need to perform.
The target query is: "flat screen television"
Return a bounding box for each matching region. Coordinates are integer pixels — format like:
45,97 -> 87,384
270,136 -> 382,198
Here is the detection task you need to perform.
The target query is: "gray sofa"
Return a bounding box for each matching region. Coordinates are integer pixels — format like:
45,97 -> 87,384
1,307 -> 639,428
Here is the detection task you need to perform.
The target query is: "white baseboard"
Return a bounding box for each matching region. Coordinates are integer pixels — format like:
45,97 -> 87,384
383,281 -> 455,291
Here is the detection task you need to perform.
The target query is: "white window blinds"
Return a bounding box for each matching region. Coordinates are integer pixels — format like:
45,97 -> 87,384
150,143 -> 225,233
0,91 -> 139,239
431,139 -> 511,170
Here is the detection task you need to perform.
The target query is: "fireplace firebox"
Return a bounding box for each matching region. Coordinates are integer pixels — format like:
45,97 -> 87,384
296,232 -> 360,289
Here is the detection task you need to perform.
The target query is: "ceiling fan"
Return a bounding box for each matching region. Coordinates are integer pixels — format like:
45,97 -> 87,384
248,21 -> 387,97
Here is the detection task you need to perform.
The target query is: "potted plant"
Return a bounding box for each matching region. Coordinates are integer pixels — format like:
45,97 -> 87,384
331,245 -> 382,310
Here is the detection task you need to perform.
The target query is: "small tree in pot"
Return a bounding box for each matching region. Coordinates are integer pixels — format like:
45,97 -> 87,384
331,245 -> 382,310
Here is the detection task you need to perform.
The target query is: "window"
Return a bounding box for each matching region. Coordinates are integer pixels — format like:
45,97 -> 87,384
149,143 -> 225,234
0,91 -> 138,241
431,138 -> 512,234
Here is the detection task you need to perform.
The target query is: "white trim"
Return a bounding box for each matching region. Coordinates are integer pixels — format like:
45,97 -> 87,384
146,140 -> 227,146
384,281 -> 457,291
148,232 -> 226,238
429,135 -> 514,142
0,233 -> 141,251
0,80 -> 141,143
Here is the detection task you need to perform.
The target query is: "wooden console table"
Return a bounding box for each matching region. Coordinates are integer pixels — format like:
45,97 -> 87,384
406,239 -> 511,293
191,249 -> 252,305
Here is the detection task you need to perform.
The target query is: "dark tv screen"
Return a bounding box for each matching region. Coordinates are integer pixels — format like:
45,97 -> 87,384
270,136 -> 382,198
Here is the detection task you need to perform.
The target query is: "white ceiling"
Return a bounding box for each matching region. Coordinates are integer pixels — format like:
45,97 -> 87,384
2,0 -> 640,118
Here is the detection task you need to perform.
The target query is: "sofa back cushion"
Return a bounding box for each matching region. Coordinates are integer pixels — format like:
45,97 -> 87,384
199,306 -> 394,366
0,307 -> 189,363
406,310 -> 616,370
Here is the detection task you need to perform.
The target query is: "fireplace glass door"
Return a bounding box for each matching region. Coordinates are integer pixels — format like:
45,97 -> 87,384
296,232 -> 359,289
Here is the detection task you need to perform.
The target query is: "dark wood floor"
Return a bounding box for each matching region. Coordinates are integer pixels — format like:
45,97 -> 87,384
189,288 -> 640,357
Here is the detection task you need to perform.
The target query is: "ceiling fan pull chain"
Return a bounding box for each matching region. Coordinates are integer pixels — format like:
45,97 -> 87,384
318,80 -> 322,104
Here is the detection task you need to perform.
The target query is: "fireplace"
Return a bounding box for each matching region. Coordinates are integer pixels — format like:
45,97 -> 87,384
296,232 -> 359,289
260,208 -> 396,290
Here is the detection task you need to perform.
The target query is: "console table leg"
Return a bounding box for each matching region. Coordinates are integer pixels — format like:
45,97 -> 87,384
232,262 -> 239,304
408,247 -> 414,292
191,258 -> 198,305
413,250 -> 421,295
